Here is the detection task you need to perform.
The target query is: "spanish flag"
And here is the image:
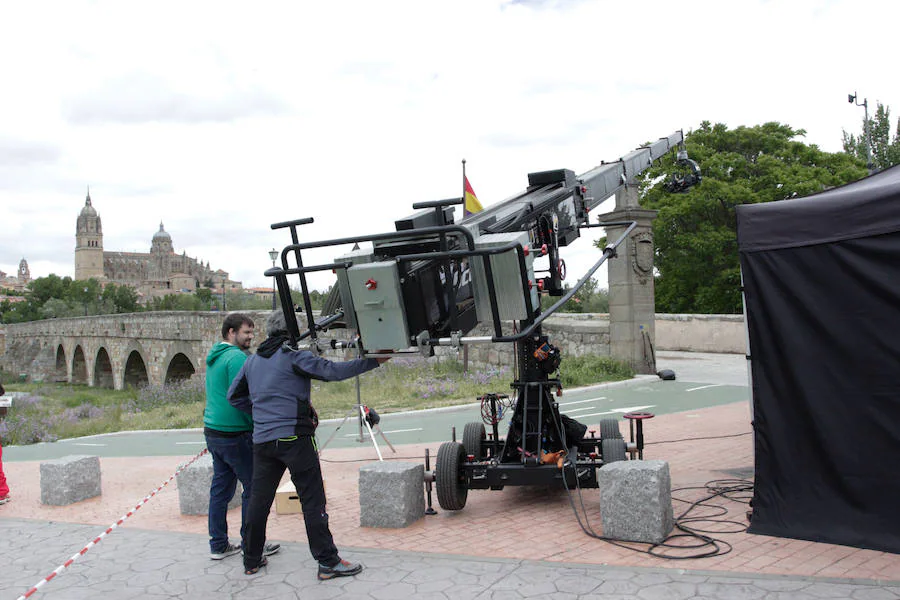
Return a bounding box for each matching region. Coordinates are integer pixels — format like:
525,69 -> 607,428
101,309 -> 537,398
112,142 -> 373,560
464,176 -> 483,216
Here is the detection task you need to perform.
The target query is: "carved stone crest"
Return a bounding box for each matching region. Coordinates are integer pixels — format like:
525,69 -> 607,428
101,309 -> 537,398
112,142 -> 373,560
631,231 -> 654,284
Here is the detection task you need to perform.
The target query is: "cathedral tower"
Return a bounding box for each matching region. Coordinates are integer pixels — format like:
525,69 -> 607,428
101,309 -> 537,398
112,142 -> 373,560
74,188 -> 105,280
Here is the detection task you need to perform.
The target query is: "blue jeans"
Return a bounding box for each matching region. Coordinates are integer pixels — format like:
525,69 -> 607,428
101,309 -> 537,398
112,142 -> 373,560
205,432 -> 254,553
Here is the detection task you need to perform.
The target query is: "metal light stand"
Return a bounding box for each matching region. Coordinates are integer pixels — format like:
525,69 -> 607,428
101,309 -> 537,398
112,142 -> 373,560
316,338 -> 395,459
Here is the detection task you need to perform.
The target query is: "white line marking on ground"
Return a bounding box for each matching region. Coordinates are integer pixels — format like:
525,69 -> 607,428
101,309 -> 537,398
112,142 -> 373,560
559,397 -> 607,406
382,428 -> 424,434
577,410 -> 618,418
610,405 -> 656,413
686,384 -> 724,392
175,442 -> 206,445
563,407 -> 598,414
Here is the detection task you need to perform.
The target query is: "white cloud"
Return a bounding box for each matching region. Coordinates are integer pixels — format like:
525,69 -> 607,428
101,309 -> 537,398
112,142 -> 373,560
1,0 -> 898,294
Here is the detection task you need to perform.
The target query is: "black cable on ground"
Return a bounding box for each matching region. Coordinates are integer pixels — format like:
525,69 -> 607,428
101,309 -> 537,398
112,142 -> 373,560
562,458 -> 754,560
319,454 -> 425,463
646,431 -> 752,445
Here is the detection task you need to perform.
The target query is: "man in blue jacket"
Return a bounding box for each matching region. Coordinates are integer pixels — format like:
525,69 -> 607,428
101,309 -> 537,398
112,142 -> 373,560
228,310 -> 389,578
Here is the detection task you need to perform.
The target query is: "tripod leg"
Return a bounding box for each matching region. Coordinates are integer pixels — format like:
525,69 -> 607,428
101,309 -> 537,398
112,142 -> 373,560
360,405 -> 384,461
317,404 -> 358,454
376,427 -> 396,453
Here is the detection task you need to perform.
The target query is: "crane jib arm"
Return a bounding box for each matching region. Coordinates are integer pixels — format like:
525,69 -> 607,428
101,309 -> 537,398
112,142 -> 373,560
267,129 -> 694,352
461,130 -> 685,247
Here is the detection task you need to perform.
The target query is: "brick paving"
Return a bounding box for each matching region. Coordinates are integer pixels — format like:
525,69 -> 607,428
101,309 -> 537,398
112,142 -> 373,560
2,400 -> 899,592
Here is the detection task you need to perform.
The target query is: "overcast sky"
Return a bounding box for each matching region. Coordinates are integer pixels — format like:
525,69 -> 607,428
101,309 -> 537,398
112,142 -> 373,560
2,0 -> 897,293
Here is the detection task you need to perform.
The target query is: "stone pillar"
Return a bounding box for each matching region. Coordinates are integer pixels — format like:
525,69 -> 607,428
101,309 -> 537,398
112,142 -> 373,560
597,182 -> 658,374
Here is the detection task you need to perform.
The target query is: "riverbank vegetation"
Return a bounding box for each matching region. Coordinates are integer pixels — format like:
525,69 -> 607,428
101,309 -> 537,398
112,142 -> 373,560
0,354 -> 633,446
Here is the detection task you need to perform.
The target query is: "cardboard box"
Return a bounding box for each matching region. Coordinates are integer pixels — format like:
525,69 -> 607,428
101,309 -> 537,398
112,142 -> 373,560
275,481 -> 301,515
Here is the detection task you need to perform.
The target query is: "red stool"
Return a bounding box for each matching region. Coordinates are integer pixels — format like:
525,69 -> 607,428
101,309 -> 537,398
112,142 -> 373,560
623,412 -> 654,459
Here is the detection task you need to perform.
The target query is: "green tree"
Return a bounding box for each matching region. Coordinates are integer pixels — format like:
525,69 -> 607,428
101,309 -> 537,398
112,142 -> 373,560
26,274 -> 73,305
112,284 -> 140,313
540,278 -> 609,313
148,293 -> 209,311
639,121 -> 867,314
41,298 -> 79,319
70,278 -> 103,315
291,286 -> 329,311
842,101 -> 900,171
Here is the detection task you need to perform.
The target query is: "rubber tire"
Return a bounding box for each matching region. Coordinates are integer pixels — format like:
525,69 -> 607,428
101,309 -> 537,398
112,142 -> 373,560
435,441 -> 468,511
462,422 -> 485,460
599,418 -> 623,440
601,437 -> 627,463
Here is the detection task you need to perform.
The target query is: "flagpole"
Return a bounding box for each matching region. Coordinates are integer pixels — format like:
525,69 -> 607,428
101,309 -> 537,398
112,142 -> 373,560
462,158 -> 467,212
461,157 -> 469,373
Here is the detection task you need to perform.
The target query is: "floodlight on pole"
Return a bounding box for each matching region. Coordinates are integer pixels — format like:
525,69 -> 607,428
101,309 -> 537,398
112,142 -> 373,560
268,248 -> 279,310
848,91 -> 874,172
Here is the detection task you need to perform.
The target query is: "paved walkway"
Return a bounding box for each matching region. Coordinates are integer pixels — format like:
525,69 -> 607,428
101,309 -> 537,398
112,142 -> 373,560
3,518 -> 899,600
1,352 -> 899,598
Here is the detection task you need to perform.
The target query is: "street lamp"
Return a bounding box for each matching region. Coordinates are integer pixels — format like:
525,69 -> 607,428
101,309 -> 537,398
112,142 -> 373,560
83,286 -> 89,316
848,91 -> 874,172
221,276 -> 227,312
268,248 -> 279,310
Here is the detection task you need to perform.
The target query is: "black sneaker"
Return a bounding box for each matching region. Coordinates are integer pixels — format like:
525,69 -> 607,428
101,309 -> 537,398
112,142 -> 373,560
317,559 -> 363,580
210,542 -> 241,560
264,543 -> 281,556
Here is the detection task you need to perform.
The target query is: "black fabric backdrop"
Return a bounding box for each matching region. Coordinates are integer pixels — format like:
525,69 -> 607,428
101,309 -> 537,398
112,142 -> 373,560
736,165 -> 900,554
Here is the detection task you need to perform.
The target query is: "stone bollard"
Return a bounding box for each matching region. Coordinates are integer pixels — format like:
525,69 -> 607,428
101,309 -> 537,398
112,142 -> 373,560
176,453 -> 242,516
597,459 -> 674,543
40,455 -> 102,506
359,461 -> 425,528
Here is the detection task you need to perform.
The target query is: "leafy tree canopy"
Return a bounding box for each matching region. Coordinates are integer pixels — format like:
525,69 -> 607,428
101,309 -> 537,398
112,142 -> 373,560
842,101 -> 900,171
638,121 -> 867,314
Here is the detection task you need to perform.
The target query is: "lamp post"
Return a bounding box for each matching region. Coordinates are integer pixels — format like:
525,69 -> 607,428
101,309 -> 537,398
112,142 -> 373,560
221,276 -> 227,312
83,286 -> 89,316
268,248 -> 279,311
848,91 -> 874,172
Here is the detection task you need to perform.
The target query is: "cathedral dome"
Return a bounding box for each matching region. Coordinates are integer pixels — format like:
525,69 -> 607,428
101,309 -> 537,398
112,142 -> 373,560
153,222 -> 171,241
81,194 -> 97,217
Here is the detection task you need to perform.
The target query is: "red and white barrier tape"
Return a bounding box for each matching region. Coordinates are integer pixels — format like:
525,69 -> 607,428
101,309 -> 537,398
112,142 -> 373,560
17,448 -> 209,600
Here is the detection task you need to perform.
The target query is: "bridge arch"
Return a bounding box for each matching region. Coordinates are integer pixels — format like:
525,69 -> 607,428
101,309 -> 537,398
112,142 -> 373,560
165,353 -> 196,383
94,347 -> 114,389
122,343 -> 150,389
72,345 -> 88,384
55,344 -> 67,382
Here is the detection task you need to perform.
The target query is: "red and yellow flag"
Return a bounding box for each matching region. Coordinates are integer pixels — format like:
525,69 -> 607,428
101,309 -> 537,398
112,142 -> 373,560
464,176 -> 483,216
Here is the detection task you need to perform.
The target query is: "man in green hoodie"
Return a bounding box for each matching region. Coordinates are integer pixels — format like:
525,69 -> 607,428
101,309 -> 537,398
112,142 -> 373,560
204,313 -> 279,560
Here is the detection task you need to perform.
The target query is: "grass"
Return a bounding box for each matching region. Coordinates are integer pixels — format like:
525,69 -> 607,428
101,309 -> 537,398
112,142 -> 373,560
0,354 -> 633,446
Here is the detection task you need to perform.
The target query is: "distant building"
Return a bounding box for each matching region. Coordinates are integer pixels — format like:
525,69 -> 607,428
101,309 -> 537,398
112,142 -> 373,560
0,258 -> 30,293
74,190 -> 242,300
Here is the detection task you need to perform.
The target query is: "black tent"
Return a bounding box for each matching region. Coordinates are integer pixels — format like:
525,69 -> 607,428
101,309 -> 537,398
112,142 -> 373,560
736,165 -> 900,554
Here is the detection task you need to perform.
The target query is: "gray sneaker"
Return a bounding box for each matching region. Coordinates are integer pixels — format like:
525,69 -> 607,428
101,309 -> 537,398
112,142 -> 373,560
263,543 -> 281,556
210,542 -> 241,560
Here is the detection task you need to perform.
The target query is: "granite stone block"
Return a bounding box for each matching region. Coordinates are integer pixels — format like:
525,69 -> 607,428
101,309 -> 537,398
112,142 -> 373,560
359,461 -> 425,528
598,459 -> 674,543
176,453 -> 242,516
40,455 -> 102,505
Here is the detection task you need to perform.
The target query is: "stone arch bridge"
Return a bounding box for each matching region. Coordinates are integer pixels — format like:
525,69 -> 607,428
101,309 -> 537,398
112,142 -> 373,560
0,311 -> 745,390
0,311 -> 274,390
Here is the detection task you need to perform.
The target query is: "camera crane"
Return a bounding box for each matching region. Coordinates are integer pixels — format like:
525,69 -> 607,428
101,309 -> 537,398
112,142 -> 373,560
267,130 -> 700,511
